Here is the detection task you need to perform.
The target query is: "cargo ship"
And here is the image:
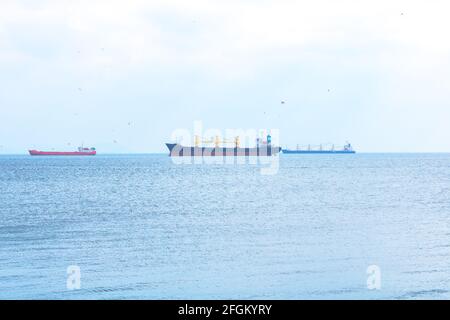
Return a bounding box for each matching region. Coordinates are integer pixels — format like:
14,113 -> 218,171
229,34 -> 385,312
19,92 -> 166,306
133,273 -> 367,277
166,135 -> 281,157
29,147 -> 96,156
282,143 -> 355,154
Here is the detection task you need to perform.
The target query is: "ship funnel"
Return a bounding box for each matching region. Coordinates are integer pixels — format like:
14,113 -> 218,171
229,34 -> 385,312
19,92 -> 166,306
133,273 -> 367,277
267,134 -> 272,145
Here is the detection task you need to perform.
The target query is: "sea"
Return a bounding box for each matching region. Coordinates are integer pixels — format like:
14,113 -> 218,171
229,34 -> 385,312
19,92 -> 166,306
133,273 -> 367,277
0,153 -> 449,299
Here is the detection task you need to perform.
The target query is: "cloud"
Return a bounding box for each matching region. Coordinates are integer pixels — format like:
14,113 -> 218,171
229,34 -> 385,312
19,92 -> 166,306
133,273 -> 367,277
2,0 -> 450,77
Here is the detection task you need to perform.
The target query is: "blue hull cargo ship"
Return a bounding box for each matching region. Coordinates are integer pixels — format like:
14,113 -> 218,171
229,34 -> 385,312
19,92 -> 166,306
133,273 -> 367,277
283,143 -> 355,154
166,134 -> 281,157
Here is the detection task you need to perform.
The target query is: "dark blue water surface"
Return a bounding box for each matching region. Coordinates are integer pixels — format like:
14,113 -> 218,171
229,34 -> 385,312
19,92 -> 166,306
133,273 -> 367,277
1,153 -> 449,299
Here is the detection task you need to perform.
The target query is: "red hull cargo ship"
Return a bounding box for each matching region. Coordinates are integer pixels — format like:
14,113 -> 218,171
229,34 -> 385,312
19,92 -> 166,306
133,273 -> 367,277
29,147 -> 96,156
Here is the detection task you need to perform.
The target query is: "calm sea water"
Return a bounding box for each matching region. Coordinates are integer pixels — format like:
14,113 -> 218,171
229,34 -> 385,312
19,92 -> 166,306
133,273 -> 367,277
0,153 -> 449,299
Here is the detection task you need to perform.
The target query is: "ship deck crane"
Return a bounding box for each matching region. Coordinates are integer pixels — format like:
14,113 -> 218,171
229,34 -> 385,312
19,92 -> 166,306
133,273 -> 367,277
195,135 -> 240,148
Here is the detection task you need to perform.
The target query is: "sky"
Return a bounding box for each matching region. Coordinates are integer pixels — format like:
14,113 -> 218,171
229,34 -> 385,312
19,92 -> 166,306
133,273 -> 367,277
1,0 -> 450,153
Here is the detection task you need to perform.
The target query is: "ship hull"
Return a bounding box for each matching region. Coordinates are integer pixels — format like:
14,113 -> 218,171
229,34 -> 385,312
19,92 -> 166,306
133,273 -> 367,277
282,149 -> 355,154
29,150 -> 96,156
166,143 -> 281,157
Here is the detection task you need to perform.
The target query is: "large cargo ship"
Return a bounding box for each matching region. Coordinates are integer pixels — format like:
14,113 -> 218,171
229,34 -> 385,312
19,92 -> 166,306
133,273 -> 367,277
282,143 -> 355,154
29,147 -> 96,156
166,135 -> 281,157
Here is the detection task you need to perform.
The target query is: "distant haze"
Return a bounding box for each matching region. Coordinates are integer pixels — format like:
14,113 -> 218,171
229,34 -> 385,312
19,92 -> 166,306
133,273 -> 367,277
1,0 -> 450,153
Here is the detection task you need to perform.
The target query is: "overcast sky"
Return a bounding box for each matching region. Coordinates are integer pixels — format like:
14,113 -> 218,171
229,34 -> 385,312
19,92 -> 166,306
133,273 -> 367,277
1,0 -> 450,153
